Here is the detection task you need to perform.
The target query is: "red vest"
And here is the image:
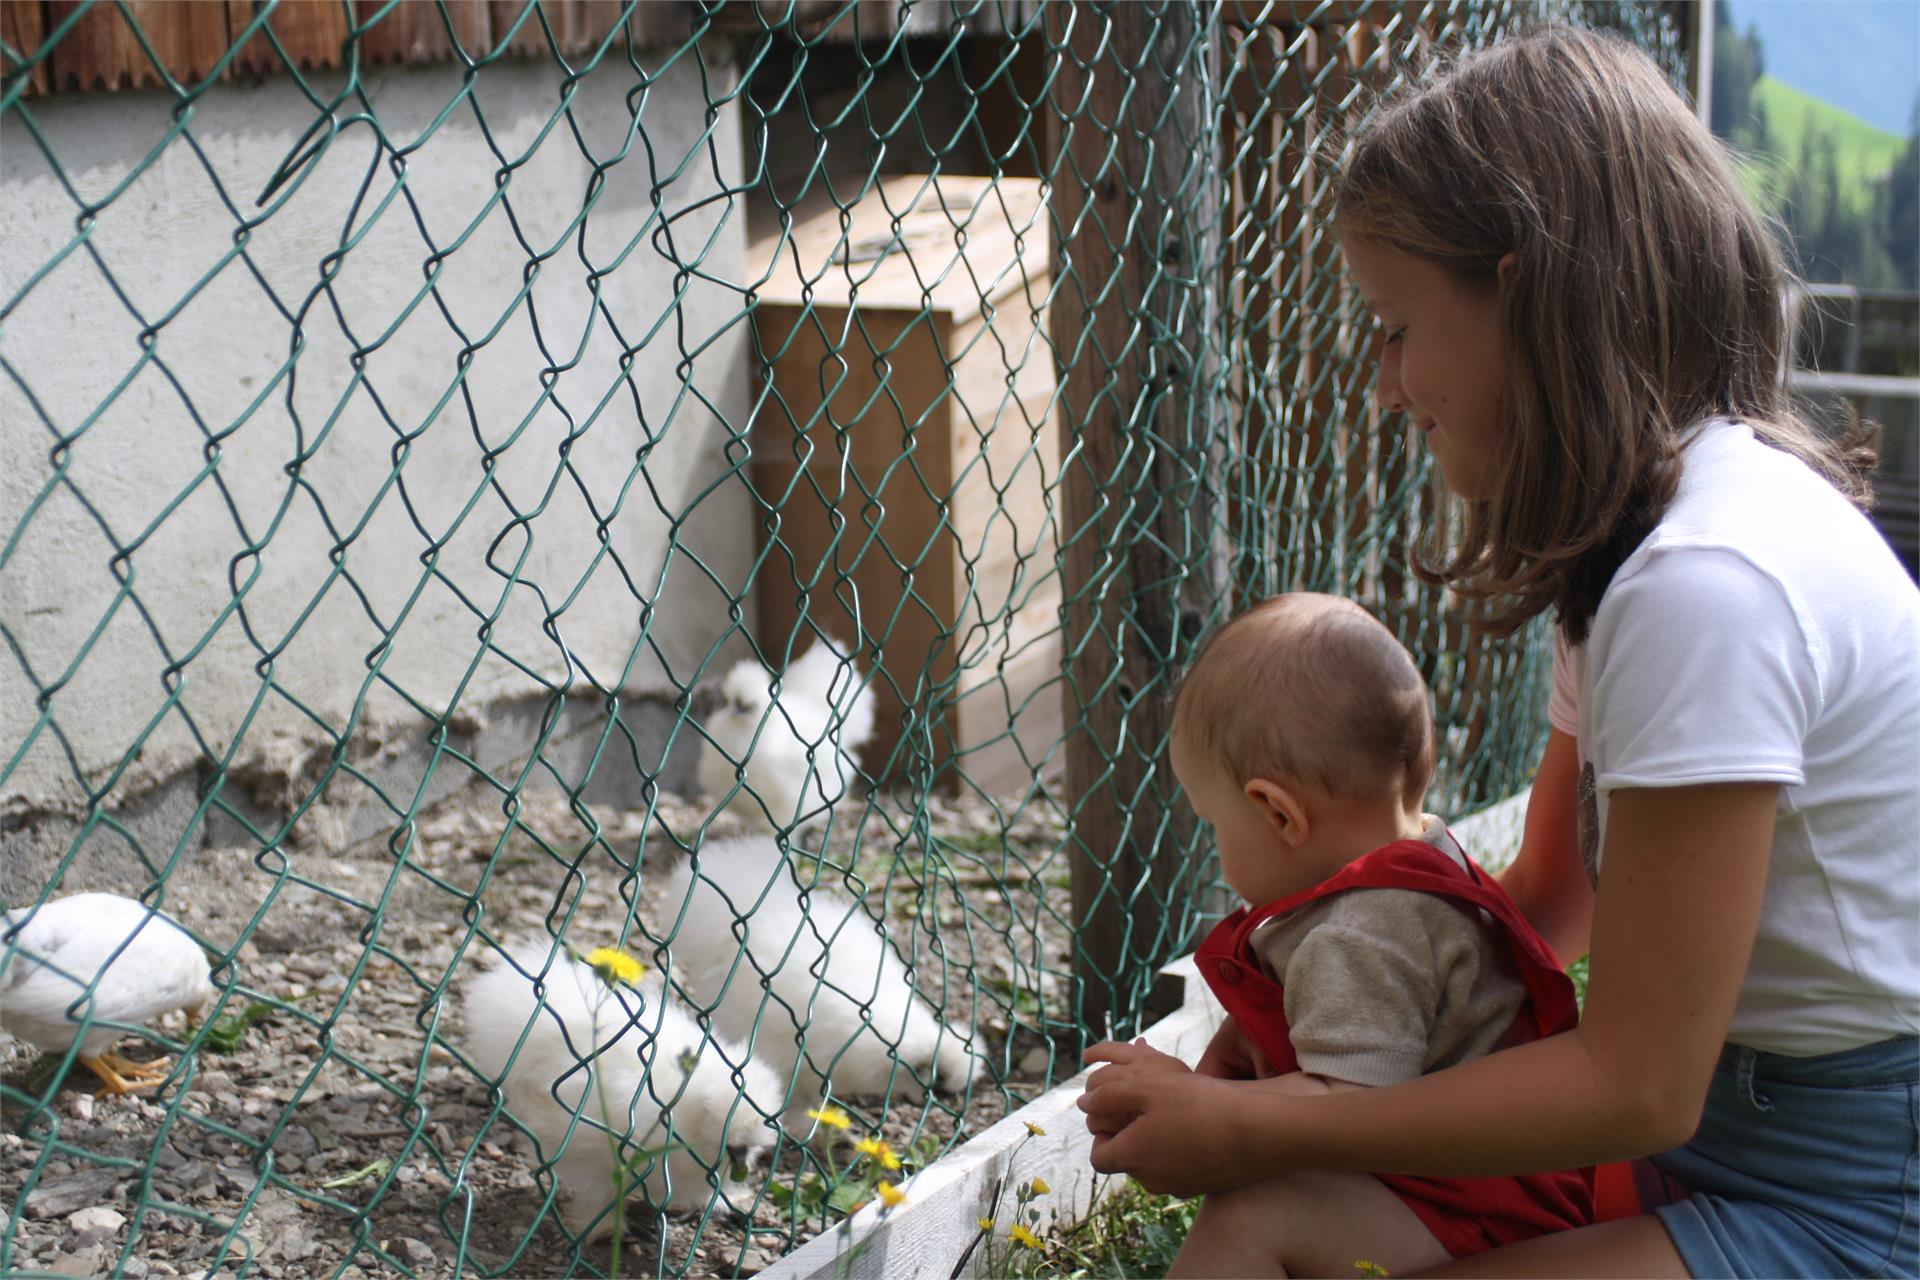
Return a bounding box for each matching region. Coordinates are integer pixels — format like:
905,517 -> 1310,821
1195,838 -> 1595,1257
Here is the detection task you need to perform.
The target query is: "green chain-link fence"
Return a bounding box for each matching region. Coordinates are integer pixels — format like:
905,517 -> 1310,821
1,2 -> 1693,1275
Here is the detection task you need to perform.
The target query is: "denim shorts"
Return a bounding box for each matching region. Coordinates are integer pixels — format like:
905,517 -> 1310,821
1648,1034 -> 1919,1279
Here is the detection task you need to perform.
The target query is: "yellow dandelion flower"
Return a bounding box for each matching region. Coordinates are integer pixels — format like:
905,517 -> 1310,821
877,1181 -> 907,1208
976,1217 -> 996,1231
1021,1121 -> 1046,1137
1028,1176 -> 1051,1195
854,1137 -> 902,1170
1009,1224 -> 1043,1250
805,1105 -> 853,1130
586,947 -> 646,986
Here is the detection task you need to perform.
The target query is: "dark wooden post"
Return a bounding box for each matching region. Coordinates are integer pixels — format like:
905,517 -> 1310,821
1047,0 -> 1229,1040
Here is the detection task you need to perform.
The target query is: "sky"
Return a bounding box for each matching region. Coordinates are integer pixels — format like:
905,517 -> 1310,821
1723,0 -> 1920,136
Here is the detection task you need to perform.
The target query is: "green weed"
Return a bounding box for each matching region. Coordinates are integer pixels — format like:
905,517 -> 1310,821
989,1178 -> 1198,1279
203,1000 -> 280,1053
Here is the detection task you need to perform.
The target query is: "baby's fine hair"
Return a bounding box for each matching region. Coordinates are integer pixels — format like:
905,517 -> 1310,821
1174,594 -> 1436,805
1335,27 -> 1875,644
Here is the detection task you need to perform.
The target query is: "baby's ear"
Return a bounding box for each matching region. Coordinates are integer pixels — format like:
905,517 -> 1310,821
1243,778 -> 1309,849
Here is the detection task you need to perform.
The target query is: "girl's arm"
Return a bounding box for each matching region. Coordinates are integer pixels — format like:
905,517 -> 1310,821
1497,728 -> 1594,965
1080,781 -> 1776,1195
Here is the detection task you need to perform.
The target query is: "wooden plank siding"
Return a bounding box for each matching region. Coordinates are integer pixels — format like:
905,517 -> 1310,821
2,0 -> 1050,97
3,0 -> 696,97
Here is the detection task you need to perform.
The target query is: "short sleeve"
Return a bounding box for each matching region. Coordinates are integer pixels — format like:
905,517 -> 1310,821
1587,545 -> 1819,792
1278,899 -> 1439,1087
1547,624 -> 1580,736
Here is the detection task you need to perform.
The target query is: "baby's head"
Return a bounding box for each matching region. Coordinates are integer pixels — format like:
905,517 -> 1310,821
1171,594 -> 1435,904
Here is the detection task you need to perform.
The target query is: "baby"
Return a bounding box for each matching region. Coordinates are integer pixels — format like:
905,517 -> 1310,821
1095,593 -> 1592,1269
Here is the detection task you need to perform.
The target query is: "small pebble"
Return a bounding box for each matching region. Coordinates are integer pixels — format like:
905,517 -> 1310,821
25,1169 -> 121,1218
275,1225 -> 316,1262
68,1093 -> 94,1122
286,953 -> 331,980
68,1205 -> 125,1243
392,1236 -> 436,1267
47,1247 -> 104,1277
278,1126 -> 318,1156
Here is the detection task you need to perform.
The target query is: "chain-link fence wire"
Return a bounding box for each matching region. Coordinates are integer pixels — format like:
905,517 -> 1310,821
0,2 -> 1693,1275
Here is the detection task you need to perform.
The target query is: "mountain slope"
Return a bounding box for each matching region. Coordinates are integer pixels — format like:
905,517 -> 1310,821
1739,76 -> 1905,217
1724,0 -> 1919,137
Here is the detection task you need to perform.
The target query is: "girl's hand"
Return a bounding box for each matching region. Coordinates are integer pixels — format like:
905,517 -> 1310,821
1194,1014 -> 1268,1079
1078,1054 -> 1255,1196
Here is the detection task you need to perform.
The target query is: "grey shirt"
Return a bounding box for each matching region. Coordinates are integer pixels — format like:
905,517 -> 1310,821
1247,818 -> 1528,1087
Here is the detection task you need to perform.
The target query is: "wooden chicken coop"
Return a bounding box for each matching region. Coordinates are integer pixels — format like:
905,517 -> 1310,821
747,175 -> 1063,795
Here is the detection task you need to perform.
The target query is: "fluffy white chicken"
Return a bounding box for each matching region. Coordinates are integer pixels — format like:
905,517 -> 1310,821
457,940 -> 783,1238
661,837 -> 984,1121
697,637 -> 877,832
1,892 -> 213,1094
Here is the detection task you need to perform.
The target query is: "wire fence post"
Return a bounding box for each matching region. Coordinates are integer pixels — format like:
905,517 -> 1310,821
1049,0 -> 1230,1042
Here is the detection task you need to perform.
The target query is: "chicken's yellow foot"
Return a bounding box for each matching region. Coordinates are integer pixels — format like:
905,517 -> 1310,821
82,1052 -> 174,1096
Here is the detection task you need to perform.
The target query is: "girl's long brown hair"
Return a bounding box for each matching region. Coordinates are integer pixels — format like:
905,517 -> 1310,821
1336,26 -> 1875,643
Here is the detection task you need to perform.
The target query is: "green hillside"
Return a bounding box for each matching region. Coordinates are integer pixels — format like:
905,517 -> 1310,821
1746,75 -> 1904,215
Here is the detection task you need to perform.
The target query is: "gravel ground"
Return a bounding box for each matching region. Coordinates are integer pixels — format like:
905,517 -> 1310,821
1,783 -> 1078,1279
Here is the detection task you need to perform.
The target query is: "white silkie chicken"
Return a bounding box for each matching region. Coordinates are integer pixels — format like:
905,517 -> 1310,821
697,637 -> 877,832
1,892 -> 213,1094
457,940 -> 783,1238
661,837 -> 984,1121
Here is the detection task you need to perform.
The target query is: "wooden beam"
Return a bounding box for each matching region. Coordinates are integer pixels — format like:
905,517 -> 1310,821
1048,0 -> 1229,1042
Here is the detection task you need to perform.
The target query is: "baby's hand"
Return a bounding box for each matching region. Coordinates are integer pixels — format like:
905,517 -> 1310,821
1083,1037 -> 1193,1078
1079,1051 -> 1256,1196
1078,1039 -> 1192,1139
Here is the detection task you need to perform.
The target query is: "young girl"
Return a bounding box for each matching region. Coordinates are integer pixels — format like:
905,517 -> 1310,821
1078,26 -> 1919,1279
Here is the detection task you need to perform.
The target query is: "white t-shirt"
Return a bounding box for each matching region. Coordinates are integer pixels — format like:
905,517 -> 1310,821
1549,419 -> 1920,1056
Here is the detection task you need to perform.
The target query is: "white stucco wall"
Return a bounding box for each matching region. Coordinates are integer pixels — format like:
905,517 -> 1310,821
0,48 -> 755,848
